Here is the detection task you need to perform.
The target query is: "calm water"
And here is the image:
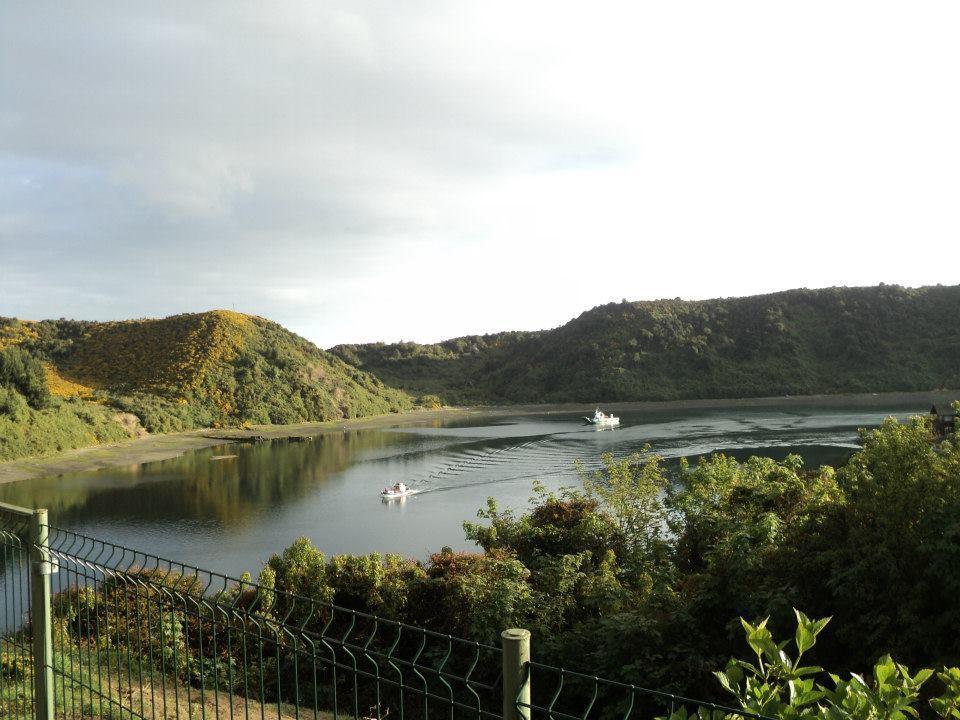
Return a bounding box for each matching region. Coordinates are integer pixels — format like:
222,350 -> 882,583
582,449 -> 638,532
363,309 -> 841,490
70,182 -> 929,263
0,402 -> 920,578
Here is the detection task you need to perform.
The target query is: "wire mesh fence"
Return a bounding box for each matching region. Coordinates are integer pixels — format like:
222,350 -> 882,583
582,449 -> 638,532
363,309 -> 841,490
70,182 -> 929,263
1,503 -> 35,719
517,662 -> 775,720
1,501 -> 772,720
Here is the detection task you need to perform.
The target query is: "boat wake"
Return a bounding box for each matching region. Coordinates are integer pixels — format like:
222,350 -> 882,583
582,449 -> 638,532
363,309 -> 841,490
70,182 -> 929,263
376,423 -> 863,501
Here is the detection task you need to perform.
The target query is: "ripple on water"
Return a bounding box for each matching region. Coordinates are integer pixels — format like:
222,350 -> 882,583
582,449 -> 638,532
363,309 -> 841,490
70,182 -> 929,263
0,403 -> 921,575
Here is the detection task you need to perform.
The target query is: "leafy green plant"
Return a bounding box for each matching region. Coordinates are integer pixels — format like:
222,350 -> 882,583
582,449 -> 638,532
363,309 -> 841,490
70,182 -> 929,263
714,610 -> 960,720
715,611 -> 830,719
822,655 -> 931,720
930,668 -> 960,720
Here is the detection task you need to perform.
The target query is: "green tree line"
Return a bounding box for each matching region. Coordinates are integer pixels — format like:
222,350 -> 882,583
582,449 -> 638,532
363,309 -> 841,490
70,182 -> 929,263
332,284 -> 960,404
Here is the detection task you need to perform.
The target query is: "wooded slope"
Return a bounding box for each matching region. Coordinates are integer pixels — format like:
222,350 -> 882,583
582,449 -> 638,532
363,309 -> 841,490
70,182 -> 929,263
331,285 -> 960,404
0,310 -> 412,459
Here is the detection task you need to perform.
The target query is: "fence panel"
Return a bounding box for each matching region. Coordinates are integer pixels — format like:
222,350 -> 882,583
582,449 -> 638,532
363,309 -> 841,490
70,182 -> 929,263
2,504 -> 774,720
1,503 -> 38,719
515,661 -> 774,720
4,508 -> 505,720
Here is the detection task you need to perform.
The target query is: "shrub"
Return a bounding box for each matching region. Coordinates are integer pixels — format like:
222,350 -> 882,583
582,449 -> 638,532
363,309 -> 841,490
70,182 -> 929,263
0,346 -> 50,409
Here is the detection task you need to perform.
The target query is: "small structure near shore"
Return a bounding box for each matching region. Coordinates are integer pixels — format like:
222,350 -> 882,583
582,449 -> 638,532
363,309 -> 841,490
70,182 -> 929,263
930,405 -> 956,439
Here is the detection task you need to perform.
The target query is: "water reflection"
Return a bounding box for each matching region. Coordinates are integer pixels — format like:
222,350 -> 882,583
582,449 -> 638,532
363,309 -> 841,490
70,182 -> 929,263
0,431 -> 422,527
0,402 -> 922,576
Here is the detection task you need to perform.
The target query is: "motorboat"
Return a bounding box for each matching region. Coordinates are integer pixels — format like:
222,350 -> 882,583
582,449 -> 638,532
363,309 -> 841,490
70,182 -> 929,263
584,408 -> 620,427
381,482 -> 414,499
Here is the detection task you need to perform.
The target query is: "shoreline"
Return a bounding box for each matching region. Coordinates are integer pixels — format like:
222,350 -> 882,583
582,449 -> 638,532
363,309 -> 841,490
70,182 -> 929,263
0,389 -> 954,485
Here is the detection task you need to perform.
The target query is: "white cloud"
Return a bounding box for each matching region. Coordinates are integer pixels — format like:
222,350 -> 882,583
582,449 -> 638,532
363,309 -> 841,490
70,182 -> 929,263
1,1 -> 958,345
111,144 -> 254,219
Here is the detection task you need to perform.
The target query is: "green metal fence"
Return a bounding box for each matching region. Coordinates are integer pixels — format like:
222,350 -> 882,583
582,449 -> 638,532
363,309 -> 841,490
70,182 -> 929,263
1,501 -> 773,720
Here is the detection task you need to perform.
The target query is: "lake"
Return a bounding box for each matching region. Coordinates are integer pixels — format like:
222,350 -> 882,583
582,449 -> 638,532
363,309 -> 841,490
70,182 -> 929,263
0,401 -> 922,579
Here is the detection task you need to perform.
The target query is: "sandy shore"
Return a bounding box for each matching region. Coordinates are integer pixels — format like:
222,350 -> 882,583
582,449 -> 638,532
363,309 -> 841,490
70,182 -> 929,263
0,407 -> 479,485
0,390 -> 954,485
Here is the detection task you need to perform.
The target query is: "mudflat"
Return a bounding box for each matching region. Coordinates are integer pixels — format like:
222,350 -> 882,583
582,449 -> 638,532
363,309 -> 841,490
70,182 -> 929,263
0,390 -> 954,485
0,408 -> 467,485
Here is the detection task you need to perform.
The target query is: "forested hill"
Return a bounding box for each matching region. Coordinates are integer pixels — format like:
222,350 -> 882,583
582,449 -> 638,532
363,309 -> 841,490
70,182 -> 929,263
0,311 -> 411,460
331,284 -> 960,405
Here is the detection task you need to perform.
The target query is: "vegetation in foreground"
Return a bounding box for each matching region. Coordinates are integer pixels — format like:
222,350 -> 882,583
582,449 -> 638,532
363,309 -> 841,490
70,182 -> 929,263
0,311 -> 413,461
15,408 -> 960,719
332,284 -> 960,404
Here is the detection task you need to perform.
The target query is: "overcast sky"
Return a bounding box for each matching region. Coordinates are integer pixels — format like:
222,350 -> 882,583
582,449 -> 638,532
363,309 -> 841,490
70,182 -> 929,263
1,2 -> 958,347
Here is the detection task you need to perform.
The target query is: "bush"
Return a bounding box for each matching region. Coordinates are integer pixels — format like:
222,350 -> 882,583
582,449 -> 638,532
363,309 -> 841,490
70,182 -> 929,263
0,345 -> 50,409
0,395 -> 132,461
709,610 -> 960,720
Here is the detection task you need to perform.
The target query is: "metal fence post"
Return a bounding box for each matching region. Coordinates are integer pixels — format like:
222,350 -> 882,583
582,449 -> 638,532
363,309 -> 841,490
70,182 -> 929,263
502,628 -> 531,720
30,508 -> 54,720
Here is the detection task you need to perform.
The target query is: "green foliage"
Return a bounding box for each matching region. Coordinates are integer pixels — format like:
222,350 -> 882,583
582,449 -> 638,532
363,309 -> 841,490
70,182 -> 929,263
227,418 -> 939,699
713,611 -> 960,720
0,647 -> 28,680
579,450 -> 671,582
0,385 -> 30,420
30,411 -> 960,716
332,284 -> 960,404
0,345 -> 50,409
423,548 -> 534,644
331,331 -> 538,405
107,391 -> 216,433
0,310 -> 414,460
0,334 -> 128,462
52,311 -> 413,431
803,417 -> 960,669
716,611 -> 830,719
931,669 -> 960,720
266,536 -> 335,632
464,484 -> 632,635
261,536 -> 531,644
326,552 -> 426,617
0,394 -> 132,461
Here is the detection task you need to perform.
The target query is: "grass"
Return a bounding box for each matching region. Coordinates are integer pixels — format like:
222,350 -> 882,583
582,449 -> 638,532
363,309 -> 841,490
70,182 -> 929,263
1,635 -> 331,720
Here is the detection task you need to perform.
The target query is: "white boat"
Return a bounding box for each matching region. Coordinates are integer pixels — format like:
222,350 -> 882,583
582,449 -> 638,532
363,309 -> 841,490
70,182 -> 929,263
381,482 -> 414,499
584,408 -> 620,427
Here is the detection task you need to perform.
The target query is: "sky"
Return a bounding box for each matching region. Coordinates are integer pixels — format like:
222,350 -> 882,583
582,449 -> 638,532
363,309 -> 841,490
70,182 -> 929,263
1,2 -> 958,347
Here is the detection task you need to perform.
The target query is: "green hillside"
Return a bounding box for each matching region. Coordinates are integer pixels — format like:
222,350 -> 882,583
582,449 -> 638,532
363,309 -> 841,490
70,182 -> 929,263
0,311 -> 412,460
331,284 -> 960,404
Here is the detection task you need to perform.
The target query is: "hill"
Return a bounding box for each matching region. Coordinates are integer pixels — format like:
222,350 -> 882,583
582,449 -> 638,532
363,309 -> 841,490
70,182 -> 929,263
331,284 -> 960,404
0,310 -> 412,460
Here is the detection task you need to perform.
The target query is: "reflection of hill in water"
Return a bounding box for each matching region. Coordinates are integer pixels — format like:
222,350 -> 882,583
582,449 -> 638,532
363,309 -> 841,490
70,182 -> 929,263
0,430 -> 415,527
1,404 -> 928,571
0,413 -> 871,530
